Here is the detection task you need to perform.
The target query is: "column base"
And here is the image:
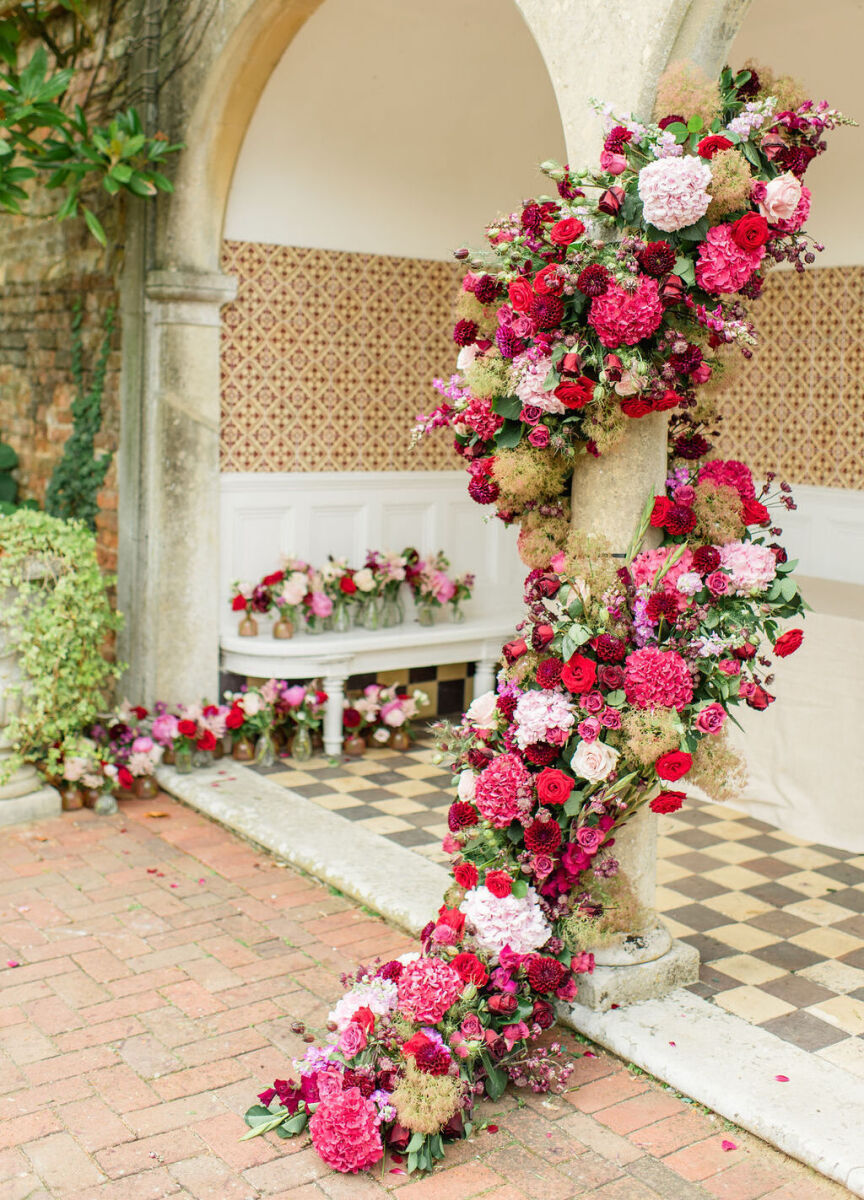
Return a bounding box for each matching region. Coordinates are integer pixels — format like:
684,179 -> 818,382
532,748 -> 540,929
569,938 -> 699,1012
0,785 -> 62,828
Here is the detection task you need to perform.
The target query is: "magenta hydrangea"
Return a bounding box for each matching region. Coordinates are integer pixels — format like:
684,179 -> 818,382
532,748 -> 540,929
309,1084 -> 383,1173
697,458 -> 756,500
695,224 -> 765,294
630,545 -> 694,592
397,956 -> 464,1023
637,156 -> 712,232
624,647 -> 694,711
474,752 -> 535,827
588,276 -> 664,349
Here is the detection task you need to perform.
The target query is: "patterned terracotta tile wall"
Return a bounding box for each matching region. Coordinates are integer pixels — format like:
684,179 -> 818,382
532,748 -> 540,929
714,266 -> 864,490
220,240 -> 462,472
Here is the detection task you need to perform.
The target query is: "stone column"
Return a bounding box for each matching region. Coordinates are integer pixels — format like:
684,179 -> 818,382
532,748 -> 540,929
118,269 -> 237,706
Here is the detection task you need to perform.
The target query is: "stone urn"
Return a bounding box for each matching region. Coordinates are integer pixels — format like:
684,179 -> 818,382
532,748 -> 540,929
0,633 -> 61,826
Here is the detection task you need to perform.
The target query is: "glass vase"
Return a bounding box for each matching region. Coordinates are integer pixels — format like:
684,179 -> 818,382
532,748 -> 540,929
333,602 -> 352,633
192,747 -> 213,768
450,602 -> 465,624
292,725 -> 313,762
361,597 -> 382,631
417,602 -> 436,627
381,596 -> 401,628
255,731 -> 276,768
94,791 -> 118,815
175,744 -> 193,774
232,735 -> 255,762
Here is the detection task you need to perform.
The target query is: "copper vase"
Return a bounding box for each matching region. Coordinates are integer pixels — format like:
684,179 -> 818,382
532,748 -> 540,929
389,729 -> 411,752
238,615 -> 258,637
133,775 -> 160,799
60,783 -> 83,811
233,735 -> 255,762
343,734 -> 366,758
272,617 -> 294,639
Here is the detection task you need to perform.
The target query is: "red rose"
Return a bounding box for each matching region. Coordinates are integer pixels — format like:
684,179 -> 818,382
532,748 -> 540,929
503,638 -> 528,664
655,750 -> 693,781
742,498 -> 770,526
316,690 -> 328,704
554,376 -> 595,409
532,999 -> 555,1029
651,389 -> 680,412
533,264 -> 564,295
561,653 -> 597,693
117,766 -> 133,790
177,719 -> 197,739
352,1006 -> 376,1034
532,623 -> 555,650
262,571 -> 284,587
454,862 -> 479,890
659,273 -> 686,305
549,217 -> 585,245
485,870 -> 512,898
731,212 -> 770,250
342,707 -> 362,729
225,706 -> 244,730
774,629 -> 804,658
560,351 -> 582,373
508,277 -> 535,313
196,729 -> 216,752
696,134 -> 733,159
437,905 -> 465,939
339,575 -> 357,594
619,396 -> 653,419
650,496 -> 672,528
536,767 -> 575,806
650,790 -> 686,814
452,952 -> 488,986
132,705 -> 149,720
231,594 -> 247,612
488,992 -> 517,1015
746,684 -> 775,710
598,186 -> 624,216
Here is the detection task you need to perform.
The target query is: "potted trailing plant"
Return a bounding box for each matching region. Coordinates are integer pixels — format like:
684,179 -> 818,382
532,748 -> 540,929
0,511 -> 123,785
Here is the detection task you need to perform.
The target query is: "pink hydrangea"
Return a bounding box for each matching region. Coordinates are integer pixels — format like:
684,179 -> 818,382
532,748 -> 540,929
637,156 -> 712,232
697,459 -> 755,500
474,752 -> 535,827
513,353 -> 566,413
624,648 -> 694,711
771,184 -> 811,234
461,397 -> 503,441
588,276 -> 664,349
396,956 -> 464,1023
695,224 -> 765,294
631,546 -> 694,592
309,1083 -> 383,1173
459,885 -> 551,958
513,690 -> 575,751
718,540 -> 777,595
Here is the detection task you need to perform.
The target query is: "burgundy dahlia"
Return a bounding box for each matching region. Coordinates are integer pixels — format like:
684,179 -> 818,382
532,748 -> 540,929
673,433 -> 710,460
521,202 -> 545,233
536,658 -> 564,688
414,1045 -> 451,1076
473,274 -> 500,304
453,319 -> 478,346
737,70 -> 760,99
604,124 -> 633,154
776,144 -> 817,177
669,344 -> 703,376
343,1069 -> 376,1097
467,476 -> 499,505
646,592 -> 679,623
657,114 -> 685,129
594,633 -> 626,663
523,742 -> 558,766
496,325 -> 524,359
665,504 -> 697,535
637,241 -> 676,277
576,263 -> 611,297
526,955 -> 568,994
692,545 -> 721,574
448,802 -> 478,832
524,817 -> 563,856
496,691 -> 518,721
531,294 -> 564,330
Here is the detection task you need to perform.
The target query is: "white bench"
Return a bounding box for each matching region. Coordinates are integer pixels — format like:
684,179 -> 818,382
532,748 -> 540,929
220,614 -> 518,755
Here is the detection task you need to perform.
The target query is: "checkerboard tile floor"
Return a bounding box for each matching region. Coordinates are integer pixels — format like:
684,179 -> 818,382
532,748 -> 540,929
256,735 -> 864,1075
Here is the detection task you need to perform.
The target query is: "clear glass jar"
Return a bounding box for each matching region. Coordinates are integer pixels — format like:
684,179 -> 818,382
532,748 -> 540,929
175,744 -> 193,774
192,747 -> 213,768
381,596 -> 401,627
333,601 -> 352,633
94,791 -> 118,815
450,602 -> 465,624
360,597 -> 382,630
255,731 -> 276,768
417,602 -> 436,627
292,725 -> 313,762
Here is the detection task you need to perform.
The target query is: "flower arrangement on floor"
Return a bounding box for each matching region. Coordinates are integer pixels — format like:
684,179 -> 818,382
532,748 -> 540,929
230,551 -> 474,636
415,61 -> 852,565
274,683 -> 328,761
343,684 -> 430,755
242,57 -> 831,1179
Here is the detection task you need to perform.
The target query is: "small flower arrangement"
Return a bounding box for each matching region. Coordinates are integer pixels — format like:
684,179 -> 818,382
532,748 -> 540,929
375,685 -> 429,746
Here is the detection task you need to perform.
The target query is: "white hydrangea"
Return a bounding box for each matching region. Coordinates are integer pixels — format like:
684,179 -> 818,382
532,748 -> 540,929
460,886 -> 552,959
637,156 -> 712,232
327,977 -> 398,1031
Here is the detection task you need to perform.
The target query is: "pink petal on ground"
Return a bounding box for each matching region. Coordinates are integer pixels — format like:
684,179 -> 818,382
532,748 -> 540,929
583,1051 -> 597,1058
389,1168 -> 407,1175
775,1074 -> 789,1082
486,1124 -> 499,1133
170,883 -> 178,888
198,879 -> 205,885
6,961 -> 20,968
722,1140 -> 737,1152
146,868 -> 158,874
669,1041 -> 676,1046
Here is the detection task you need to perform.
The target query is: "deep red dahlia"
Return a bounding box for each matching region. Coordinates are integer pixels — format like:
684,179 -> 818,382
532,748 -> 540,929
664,504 -> 697,536
776,144 -> 817,177
496,691 -> 518,720
536,658 -> 564,688
576,263 -> 611,297
593,634 -> 626,663
496,325 -> 524,359
526,955 -> 568,994
453,319 -> 478,346
467,476 -> 499,505
473,274 -> 500,304
673,433 -> 710,460
448,801 -> 478,832
523,742 -> 558,766
692,545 -> 721,574
524,817 -> 563,856
645,592 -> 679,623
637,241 -> 676,277
531,294 -> 564,330
604,124 -> 633,153
414,1044 -> 451,1075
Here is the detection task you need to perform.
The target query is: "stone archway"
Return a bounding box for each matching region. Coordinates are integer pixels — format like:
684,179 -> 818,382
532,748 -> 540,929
117,0 -> 752,706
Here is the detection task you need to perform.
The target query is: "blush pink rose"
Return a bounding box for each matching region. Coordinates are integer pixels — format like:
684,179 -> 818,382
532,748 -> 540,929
338,1022 -> 367,1058
758,172 -> 803,223
695,703 -> 727,735
706,571 -> 729,595
718,659 -> 741,676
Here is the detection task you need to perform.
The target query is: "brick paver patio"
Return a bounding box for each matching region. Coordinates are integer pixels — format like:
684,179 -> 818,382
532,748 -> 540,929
0,796 -> 851,1199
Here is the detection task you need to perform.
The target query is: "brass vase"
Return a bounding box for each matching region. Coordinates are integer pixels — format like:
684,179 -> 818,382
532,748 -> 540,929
343,734 -> 366,758
60,782 -> 83,811
273,617 -> 294,639
133,775 -> 159,799
233,735 -> 255,762
238,614 -> 258,637
389,729 -> 411,752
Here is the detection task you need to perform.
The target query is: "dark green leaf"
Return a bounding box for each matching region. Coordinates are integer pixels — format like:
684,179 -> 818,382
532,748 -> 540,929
494,419 -> 523,450
492,394 -> 522,420
82,207 -> 106,246
0,443 -> 19,470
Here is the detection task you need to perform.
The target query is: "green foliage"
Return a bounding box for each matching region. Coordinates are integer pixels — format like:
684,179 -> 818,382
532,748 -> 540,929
0,18 -> 182,242
0,509 -> 123,780
44,298 -> 114,529
0,433 -> 39,516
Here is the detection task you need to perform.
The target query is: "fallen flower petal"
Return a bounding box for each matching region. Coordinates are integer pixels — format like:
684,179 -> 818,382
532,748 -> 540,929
6,960 -> 20,968
486,1125 -> 499,1133
583,1050 -> 597,1058
389,1168 -> 407,1176
722,1140 -> 737,1151
669,1041 -> 676,1046
775,1074 -> 789,1082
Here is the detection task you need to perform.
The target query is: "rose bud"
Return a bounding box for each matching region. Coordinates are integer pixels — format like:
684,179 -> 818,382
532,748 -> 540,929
453,248 -> 470,260
502,638 -> 528,664
659,274 -> 685,305
487,992 -> 518,1015
387,1123 -> 412,1151
733,642 -> 757,660
768,542 -> 788,564
597,185 -> 625,216
560,351 -> 582,374
535,576 -> 561,598
532,623 -> 555,650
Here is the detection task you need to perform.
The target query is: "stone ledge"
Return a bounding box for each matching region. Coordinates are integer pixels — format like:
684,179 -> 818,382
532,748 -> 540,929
572,938 -> 699,1011
0,786 -> 61,828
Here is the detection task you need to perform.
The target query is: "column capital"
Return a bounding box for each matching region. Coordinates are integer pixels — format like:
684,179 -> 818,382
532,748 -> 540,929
146,268 -> 238,306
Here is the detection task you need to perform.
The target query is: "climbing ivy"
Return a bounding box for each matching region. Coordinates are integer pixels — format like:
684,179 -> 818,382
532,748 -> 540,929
44,298 -> 115,529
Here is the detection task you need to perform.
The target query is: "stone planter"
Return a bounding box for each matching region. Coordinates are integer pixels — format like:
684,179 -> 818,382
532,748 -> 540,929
0,636 -> 61,827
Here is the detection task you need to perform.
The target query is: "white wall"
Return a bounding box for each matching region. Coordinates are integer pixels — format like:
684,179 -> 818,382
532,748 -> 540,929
730,0 -> 864,267
223,0 -> 565,260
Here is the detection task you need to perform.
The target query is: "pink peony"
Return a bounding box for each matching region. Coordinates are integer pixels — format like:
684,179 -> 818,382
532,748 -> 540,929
697,459 -> 755,500
624,648 -> 694,711
588,276 -> 664,348
638,156 -> 712,232
310,591 -> 333,618
309,1085 -> 383,1173
397,956 -> 464,1023
474,752 -> 535,828
695,224 -> 765,294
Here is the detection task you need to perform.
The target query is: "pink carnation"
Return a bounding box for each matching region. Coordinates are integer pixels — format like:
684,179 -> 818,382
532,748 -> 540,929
624,647 -> 694,711
638,156 -> 712,232
588,276 -> 664,349
397,956 -> 464,1023
309,1085 -> 383,1173
474,752 -> 535,828
695,224 -> 765,294
631,545 -> 694,592
771,184 -> 811,234
697,459 -> 755,500
461,397 -> 503,441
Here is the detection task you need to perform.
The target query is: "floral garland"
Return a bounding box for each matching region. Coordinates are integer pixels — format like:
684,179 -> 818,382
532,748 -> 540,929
242,60 -> 840,1178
